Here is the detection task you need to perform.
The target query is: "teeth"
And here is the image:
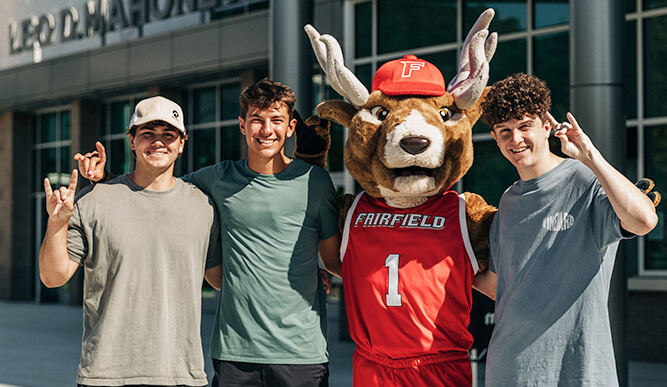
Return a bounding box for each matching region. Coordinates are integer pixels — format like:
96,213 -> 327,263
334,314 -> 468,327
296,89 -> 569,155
258,139 -> 274,144
511,146 -> 528,153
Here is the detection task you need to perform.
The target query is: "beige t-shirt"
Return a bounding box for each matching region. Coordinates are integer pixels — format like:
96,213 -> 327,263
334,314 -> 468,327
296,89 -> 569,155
67,175 -> 220,387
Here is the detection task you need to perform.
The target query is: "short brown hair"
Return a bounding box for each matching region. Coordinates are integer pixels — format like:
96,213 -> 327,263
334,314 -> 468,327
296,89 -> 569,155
239,78 -> 296,119
482,73 -> 551,128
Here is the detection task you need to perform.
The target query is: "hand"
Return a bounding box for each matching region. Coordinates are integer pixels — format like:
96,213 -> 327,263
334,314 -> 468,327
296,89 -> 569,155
547,112 -> 596,161
44,169 -> 78,223
320,269 -> 331,295
636,178 -> 662,207
294,110 -> 330,156
74,141 -> 107,182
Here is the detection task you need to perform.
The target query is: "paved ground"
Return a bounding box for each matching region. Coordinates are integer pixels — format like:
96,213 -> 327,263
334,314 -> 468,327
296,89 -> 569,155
1,297 -> 666,387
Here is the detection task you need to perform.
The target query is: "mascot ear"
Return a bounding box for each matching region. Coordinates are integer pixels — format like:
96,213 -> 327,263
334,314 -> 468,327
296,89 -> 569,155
316,100 -> 357,128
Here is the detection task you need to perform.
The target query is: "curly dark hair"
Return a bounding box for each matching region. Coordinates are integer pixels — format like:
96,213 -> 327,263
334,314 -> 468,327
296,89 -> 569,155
482,73 -> 551,128
239,78 -> 296,119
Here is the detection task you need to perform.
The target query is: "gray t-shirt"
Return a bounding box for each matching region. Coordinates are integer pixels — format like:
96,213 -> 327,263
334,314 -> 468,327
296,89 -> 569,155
486,158 -> 628,386
67,175 -> 221,386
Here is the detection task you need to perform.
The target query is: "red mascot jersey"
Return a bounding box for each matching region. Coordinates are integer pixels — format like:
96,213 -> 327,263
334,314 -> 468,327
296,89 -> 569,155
341,190 -> 479,359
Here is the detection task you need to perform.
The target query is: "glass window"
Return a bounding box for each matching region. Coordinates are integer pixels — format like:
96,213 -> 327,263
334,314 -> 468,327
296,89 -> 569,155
627,0 -> 636,13
643,14 -> 667,118
355,1 -> 372,58
378,0 -> 457,54
109,137 -> 133,175
194,87 -> 217,124
61,111 -> 71,141
221,83 -> 240,120
465,1 -> 527,35
221,125 -> 240,161
102,98 -> 138,175
192,127 -> 217,170
534,0 -> 568,29
110,101 -> 131,134
489,39 -> 527,85
355,64 -> 373,92
644,0 -> 667,11
420,51 -> 458,85
463,139 -> 518,206
644,125 -> 667,270
534,32 -> 570,119
626,20 -> 638,120
40,114 -> 57,143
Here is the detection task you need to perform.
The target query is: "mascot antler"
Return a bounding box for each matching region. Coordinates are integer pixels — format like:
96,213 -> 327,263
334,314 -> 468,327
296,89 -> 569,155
447,8 -> 497,109
305,8 -> 497,110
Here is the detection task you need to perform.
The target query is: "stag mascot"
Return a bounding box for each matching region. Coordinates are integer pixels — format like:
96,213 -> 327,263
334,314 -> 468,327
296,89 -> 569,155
297,9 -> 498,387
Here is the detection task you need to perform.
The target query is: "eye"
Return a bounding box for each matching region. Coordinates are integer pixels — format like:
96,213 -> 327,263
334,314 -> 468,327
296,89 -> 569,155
439,107 -> 453,122
370,106 -> 389,121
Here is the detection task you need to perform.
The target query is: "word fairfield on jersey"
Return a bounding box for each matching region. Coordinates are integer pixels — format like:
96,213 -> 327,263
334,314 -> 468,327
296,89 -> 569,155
353,212 -> 447,230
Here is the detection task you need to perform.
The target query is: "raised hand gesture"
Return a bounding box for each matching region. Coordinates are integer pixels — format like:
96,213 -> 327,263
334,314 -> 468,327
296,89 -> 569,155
74,141 -> 108,182
547,112 -> 596,162
44,169 -> 78,223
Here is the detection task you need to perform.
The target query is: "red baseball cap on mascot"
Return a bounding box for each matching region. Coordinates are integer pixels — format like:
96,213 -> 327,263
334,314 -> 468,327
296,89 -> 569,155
372,55 -> 446,96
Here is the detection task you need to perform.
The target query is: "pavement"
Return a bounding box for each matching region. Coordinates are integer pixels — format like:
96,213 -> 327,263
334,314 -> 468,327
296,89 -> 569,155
1,293 -> 667,387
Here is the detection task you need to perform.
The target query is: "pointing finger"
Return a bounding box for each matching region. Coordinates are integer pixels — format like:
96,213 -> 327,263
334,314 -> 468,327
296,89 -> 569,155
566,112 -> 581,130
44,178 -> 53,197
68,169 -> 78,193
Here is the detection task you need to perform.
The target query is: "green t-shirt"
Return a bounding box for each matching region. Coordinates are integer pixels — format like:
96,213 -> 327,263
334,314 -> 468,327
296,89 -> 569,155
184,159 -> 339,364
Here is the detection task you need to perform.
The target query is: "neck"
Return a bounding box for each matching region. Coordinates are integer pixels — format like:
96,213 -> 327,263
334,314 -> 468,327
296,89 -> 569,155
247,153 -> 291,175
129,167 -> 176,191
518,153 -> 564,181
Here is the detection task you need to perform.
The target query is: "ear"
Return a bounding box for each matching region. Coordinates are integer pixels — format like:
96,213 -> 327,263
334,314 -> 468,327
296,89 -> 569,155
490,129 -> 497,142
129,134 -> 135,150
178,136 -> 185,155
239,116 -> 246,135
286,118 -> 297,138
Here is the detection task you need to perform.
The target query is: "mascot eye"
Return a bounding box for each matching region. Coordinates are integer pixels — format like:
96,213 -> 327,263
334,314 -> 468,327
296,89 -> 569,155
439,107 -> 453,122
371,106 -> 389,121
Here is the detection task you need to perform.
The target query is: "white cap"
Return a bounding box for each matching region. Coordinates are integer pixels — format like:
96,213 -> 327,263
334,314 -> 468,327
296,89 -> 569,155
129,96 -> 186,135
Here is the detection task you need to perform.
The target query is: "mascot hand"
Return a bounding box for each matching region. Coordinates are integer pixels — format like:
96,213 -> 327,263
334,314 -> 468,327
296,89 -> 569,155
636,178 -> 661,207
293,110 -> 331,168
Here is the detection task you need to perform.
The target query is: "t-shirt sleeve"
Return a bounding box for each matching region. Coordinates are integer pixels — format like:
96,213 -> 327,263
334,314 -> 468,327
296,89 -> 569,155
488,214 -> 499,274
590,181 -> 628,250
67,202 -> 88,264
205,207 -> 223,270
316,170 -> 339,241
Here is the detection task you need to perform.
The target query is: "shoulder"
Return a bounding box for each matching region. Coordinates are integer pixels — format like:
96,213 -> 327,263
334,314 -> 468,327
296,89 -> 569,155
74,175 -> 131,203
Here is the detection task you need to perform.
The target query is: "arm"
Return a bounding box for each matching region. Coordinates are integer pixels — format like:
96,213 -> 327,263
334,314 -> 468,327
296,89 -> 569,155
319,233 -> 342,277
39,170 -> 81,288
472,269 -> 497,300
204,265 -> 222,290
550,112 -> 658,235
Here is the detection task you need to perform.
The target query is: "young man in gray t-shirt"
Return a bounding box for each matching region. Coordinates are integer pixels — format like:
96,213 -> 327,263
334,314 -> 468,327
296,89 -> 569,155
473,73 -> 658,386
39,96 -> 221,386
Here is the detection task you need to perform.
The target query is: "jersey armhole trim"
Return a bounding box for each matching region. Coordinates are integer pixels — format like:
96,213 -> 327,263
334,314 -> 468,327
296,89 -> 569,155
340,191 -> 365,263
458,193 -> 480,274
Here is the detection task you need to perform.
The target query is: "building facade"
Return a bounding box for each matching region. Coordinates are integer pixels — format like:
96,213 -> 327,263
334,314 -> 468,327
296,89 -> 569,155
0,0 -> 666,364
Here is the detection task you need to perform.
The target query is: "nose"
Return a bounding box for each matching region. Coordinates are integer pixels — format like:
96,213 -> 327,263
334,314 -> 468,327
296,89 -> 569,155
400,136 -> 431,155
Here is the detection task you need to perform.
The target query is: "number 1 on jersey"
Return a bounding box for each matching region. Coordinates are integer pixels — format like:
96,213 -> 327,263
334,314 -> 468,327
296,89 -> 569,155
385,254 -> 402,306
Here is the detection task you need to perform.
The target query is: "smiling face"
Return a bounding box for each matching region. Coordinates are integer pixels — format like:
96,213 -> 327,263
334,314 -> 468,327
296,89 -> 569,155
491,114 -> 553,180
129,123 -> 185,174
240,102 -> 296,173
